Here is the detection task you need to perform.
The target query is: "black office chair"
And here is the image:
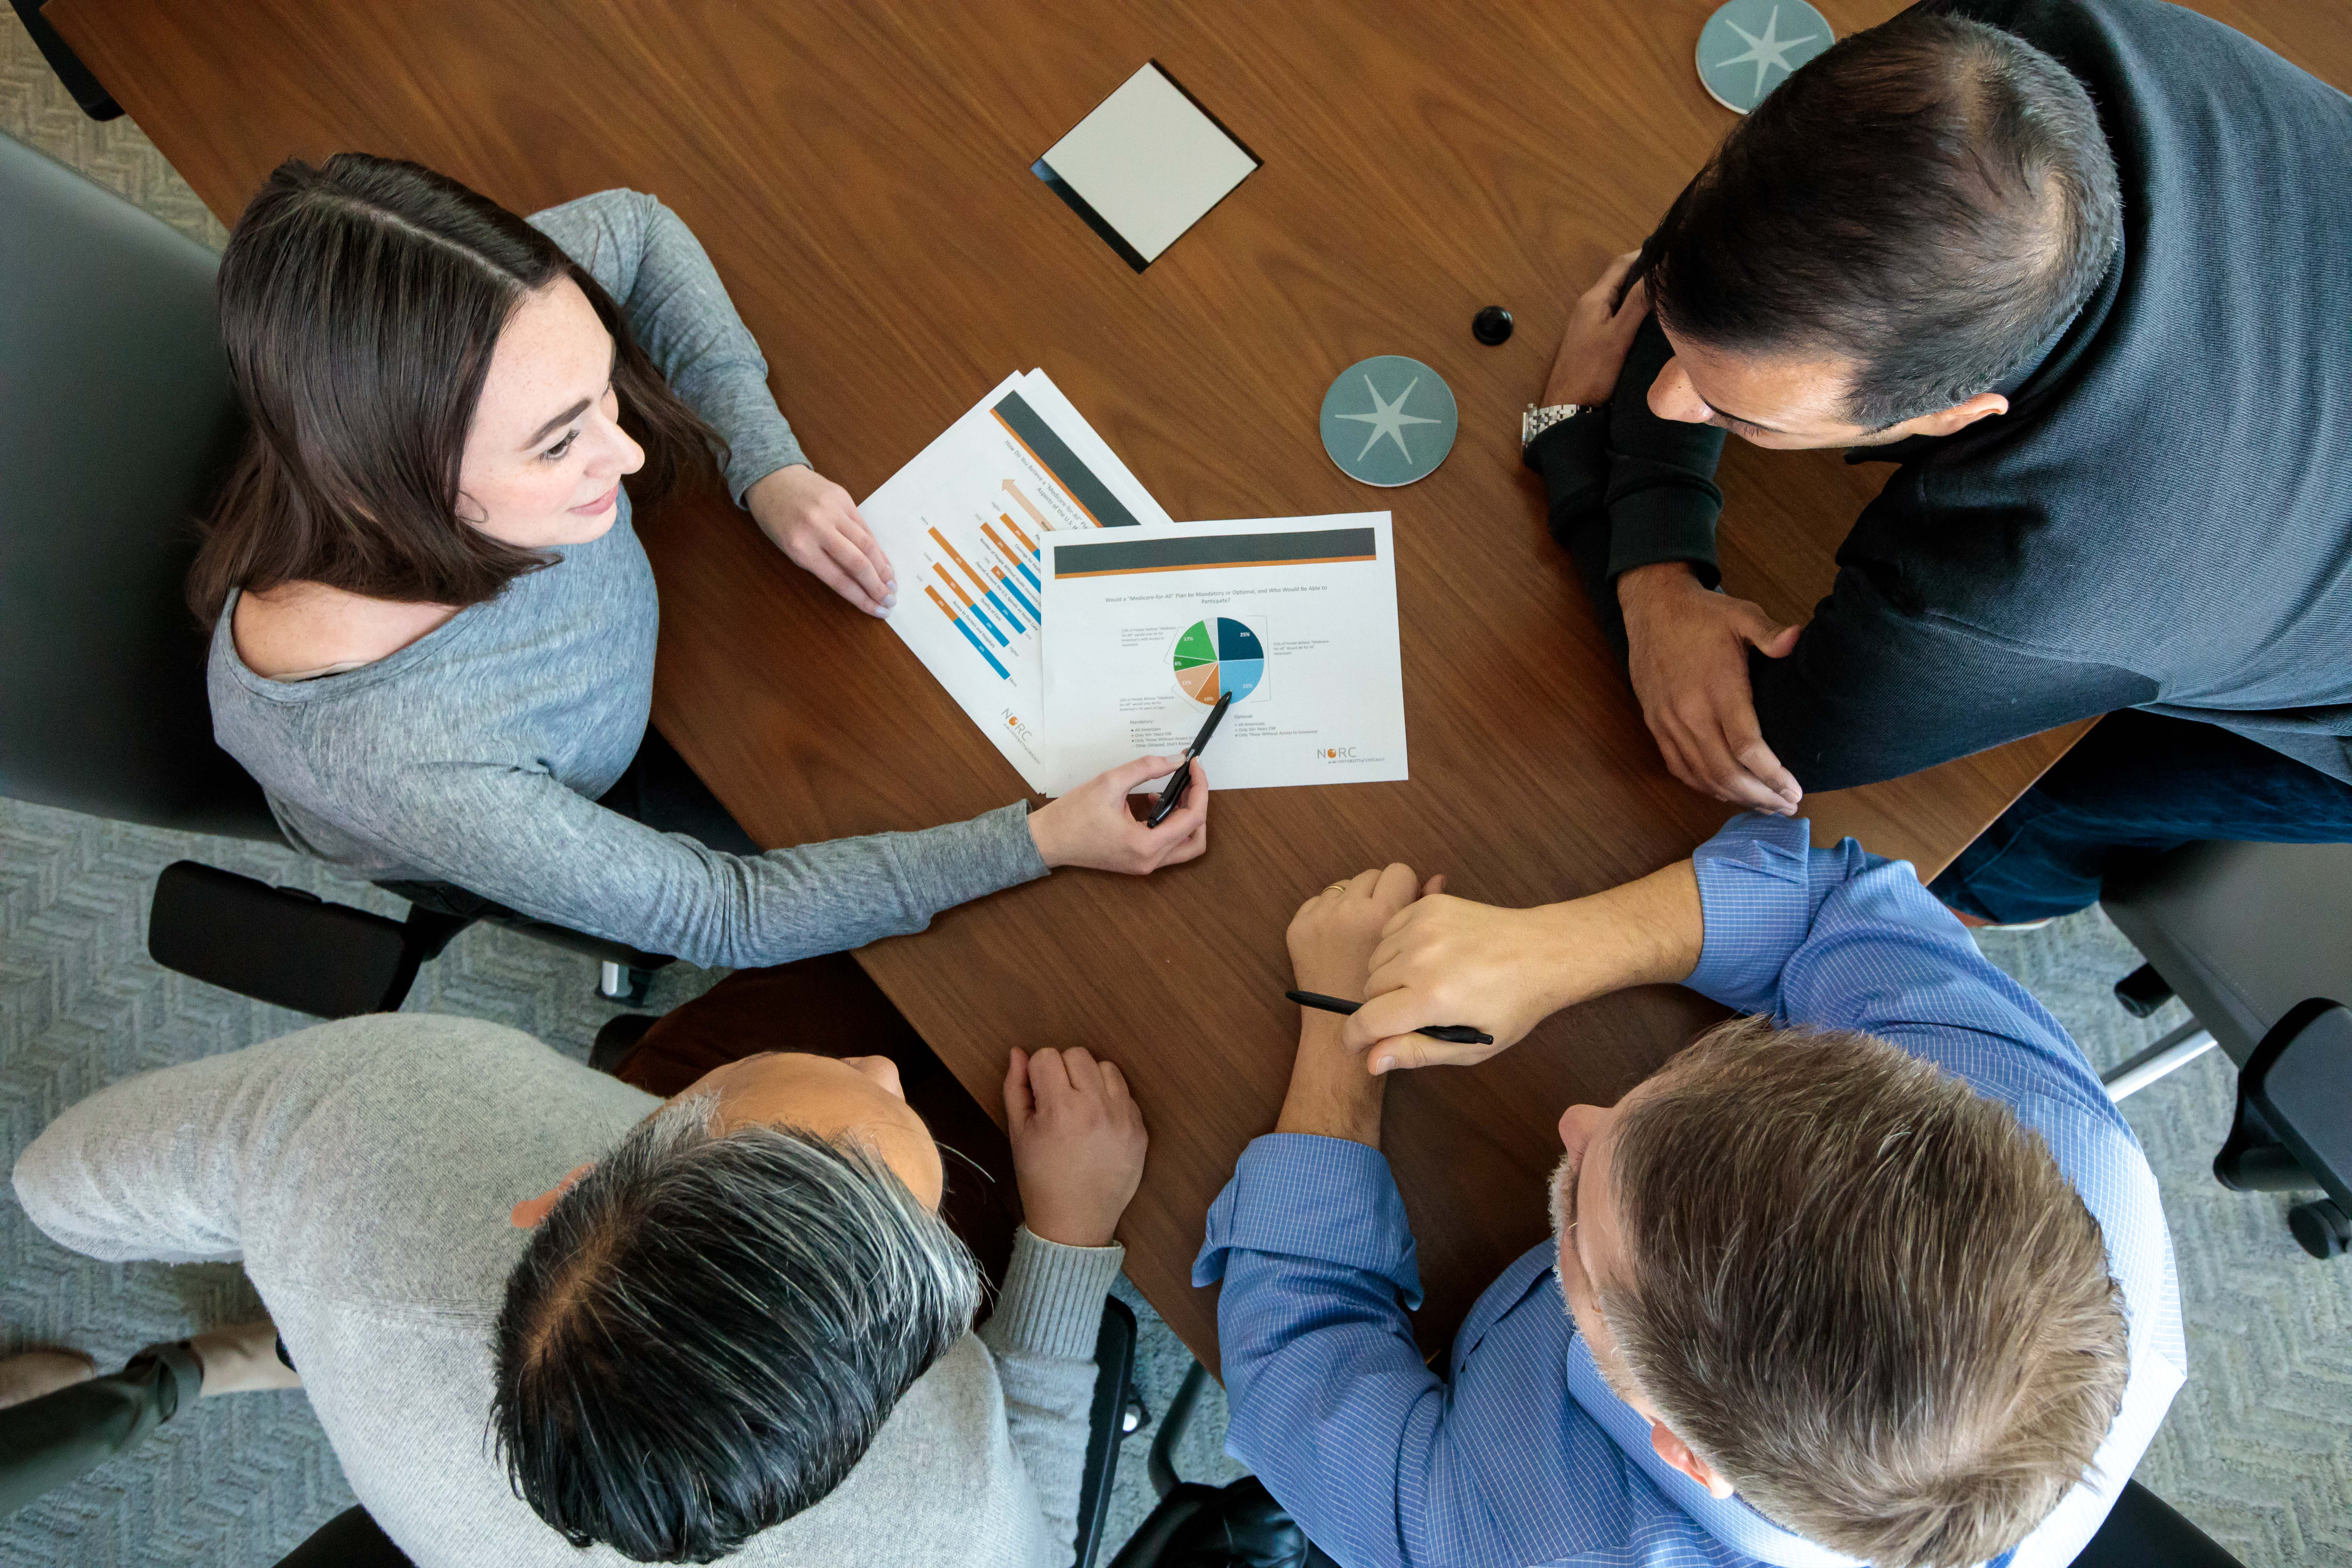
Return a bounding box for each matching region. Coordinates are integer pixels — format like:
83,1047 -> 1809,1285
270,1505 -> 414,1568
1106,1360 -> 1334,1568
2098,841 -> 2352,1258
2068,1479 -> 2245,1568
0,129 -> 667,1014
8,0 -> 122,120
1076,1297 -> 1141,1568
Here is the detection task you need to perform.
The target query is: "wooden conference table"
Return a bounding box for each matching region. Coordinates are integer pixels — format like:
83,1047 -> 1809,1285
53,0 -> 2348,1364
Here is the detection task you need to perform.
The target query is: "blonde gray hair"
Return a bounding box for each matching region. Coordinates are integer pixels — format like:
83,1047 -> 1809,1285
1600,1015 -> 2128,1568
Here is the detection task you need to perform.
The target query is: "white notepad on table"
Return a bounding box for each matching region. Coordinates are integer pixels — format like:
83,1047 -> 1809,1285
1034,62 -> 1259,270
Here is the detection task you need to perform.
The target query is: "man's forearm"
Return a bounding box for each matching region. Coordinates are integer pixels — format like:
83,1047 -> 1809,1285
1530,859 -> 1706,1014
1276,1017 -> 1387,1147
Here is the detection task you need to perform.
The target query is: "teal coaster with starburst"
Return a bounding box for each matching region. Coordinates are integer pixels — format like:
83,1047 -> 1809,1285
1697,0 -> 1834,114
1319,355 -> 1458,488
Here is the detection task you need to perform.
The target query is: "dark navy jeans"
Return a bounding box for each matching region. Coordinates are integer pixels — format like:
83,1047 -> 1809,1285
1930,709 -> 2352,923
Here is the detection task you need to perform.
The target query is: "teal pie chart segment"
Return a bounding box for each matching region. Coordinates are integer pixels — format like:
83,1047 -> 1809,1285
1697,0 -> 1834,114
1320,355 -> 1458,488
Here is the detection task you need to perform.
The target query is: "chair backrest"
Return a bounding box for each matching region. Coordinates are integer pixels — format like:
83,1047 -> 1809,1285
271,1504 -> 415,1568
2101,841 -> 2352,1065
2067,1479 -> 2242,1568
0,130 -> 276,840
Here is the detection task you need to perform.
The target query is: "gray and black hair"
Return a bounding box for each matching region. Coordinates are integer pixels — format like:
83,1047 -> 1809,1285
490,1095 -> 980,1564
1646,8 -> 2122,428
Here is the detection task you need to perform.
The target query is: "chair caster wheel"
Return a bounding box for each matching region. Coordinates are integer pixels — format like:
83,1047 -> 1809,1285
2287,1198 -> 2350,1259
597,961 -> 654,1007
1121,1393 -> 1151,1436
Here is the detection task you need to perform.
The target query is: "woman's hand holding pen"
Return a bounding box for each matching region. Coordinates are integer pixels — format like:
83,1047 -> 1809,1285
1029,755 -> 1209,874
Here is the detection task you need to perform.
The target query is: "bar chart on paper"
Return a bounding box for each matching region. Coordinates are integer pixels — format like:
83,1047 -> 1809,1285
917,492 -> 1049,681
861,369 -> 1174,790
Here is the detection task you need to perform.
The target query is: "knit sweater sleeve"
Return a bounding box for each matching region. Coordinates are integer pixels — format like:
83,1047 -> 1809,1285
977,1228 -> 1126,1559
528,189 -> 806,504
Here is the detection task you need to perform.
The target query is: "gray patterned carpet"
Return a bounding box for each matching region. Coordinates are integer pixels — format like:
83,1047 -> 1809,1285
4,15 -> 2345,1566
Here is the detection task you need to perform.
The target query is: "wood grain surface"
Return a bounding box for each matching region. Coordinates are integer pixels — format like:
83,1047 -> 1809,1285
51,0 -> 2346,1363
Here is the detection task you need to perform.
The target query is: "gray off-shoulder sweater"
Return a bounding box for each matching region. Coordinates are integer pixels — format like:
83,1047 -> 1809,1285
206,190 -> 1046,967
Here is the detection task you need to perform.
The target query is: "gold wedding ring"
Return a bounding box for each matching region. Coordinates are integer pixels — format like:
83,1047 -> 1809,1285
1324,882 -> 1350,894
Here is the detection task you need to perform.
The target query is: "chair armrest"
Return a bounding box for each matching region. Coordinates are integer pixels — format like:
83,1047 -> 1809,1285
1076,1296 -> 1139,1568
148,861 -> 420,1018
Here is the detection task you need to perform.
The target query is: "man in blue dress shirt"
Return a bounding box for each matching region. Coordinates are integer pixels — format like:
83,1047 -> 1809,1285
1196,814 -> 2182,1568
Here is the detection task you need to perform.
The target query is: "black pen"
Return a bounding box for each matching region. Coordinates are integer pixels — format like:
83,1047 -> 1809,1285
1147,691 -> 1232,828
1284,989 -> 1494,1046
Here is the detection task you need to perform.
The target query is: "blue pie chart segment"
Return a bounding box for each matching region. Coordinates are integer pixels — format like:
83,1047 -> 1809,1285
1218,659 -> 1265,704
1215,618 -> 1264,662
1213,619 -> 1266,704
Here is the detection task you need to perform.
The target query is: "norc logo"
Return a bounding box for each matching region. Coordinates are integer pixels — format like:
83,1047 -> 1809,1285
1316,746 -> 1361,761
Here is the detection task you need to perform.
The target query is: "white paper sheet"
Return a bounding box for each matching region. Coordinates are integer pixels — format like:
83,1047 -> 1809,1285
1038,515 -> 1408,794
858,370 -> 1173,791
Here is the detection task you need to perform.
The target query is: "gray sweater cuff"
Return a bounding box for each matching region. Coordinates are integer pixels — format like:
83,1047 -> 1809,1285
981,1227 -> 1126,1362
724,435 -> 810,511
902,802 -> 1050,915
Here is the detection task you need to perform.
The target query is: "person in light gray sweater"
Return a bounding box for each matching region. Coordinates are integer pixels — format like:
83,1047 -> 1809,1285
196,155 -> 1205,970
13,1013 -> 1141,1567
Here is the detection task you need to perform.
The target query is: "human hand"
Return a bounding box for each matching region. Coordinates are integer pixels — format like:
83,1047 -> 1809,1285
745,463 -> 898,617
1028,756 -> 1208,873
1348,897 -> 1582,1071
1542,249 -> 1651,408
1618,561 -> 1803,813
1002,1045 -> 1147,1248
1286,864 -> 1446,1000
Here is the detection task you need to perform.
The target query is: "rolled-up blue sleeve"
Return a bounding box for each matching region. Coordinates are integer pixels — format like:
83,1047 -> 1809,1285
1193,1134 -> 1440,1568
1683,812 -> 2112,1118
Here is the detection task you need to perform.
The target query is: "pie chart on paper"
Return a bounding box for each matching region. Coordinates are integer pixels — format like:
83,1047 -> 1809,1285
1171,617 -> 1265,706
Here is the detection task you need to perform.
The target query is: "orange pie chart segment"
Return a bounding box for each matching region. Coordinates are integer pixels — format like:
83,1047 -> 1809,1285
1175,662 -> 1220,704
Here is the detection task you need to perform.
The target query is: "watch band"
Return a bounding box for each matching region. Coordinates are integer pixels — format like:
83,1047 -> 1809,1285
1521,401 -> 1602,450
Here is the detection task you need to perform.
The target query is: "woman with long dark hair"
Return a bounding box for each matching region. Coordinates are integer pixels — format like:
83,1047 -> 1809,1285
197,155 -> 1205,967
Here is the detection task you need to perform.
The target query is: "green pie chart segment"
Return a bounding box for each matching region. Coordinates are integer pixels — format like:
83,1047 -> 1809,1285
1170,617 -> 1266,706
1172,621 -> 1217,666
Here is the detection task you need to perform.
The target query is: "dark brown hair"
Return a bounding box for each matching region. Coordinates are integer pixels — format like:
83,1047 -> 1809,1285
1602,1016 -> 2129,1568
189,154 -> 721,623
1647,9 -> 2120,427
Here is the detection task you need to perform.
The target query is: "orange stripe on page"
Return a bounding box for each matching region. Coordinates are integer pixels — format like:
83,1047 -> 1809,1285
925,585 -> 958,619
933,563 -> 976,610
1002,480 -> 1051,533
996,512 -> 1036,554
981,521 -> 1023,565
929,527 -> 996,601
991,412 -> 1104,527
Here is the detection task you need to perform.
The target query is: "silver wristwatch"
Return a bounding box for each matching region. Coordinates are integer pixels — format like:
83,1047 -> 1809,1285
1521,401 -> 1603,450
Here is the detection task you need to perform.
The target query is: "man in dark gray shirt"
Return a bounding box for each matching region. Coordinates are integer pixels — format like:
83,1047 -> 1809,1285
1524,0 -> 2352,922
